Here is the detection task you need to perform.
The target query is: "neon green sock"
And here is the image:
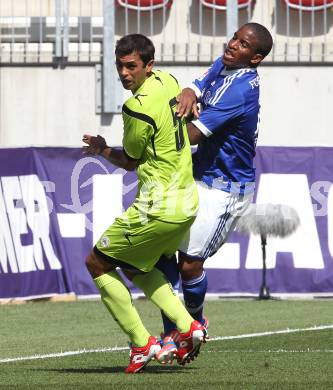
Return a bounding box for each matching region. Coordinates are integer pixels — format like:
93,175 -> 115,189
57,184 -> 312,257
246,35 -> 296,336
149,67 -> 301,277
132,268 -> 193,333
94,271 -> 150,347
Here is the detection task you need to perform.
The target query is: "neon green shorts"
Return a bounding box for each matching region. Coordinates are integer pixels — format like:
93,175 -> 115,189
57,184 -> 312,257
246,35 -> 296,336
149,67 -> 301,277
95,205 -> 195,272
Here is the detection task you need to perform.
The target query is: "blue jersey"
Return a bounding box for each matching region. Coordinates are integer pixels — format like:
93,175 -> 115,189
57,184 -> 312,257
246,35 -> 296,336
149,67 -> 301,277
191,57 -> 260,195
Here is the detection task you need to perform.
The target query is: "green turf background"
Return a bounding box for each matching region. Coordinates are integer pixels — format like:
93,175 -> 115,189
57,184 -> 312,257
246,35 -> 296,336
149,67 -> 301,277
1,300 -> 332,389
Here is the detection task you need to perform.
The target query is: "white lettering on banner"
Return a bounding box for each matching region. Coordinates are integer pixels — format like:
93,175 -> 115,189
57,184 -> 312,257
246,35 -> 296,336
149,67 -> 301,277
246,174 -> 324,269
60,156 -> 114,233
20,175 -> 62,270
0,182 -> 18,273
57,213 -> 86,238
2,176 -> 36,272
0,171 -> 330,274
0,175 -> 61,273
328,187 -> 333,258
310,181 -> 331,217
41,180 -> 56,214
93,174 -> 123,245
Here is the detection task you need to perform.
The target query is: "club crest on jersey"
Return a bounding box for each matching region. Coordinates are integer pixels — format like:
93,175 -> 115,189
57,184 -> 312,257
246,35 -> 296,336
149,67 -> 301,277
101,236 -> 110,248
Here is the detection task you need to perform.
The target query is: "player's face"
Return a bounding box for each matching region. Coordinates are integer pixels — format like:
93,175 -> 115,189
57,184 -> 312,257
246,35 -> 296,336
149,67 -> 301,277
116,51 -> 154,93
223,26 -> 263,69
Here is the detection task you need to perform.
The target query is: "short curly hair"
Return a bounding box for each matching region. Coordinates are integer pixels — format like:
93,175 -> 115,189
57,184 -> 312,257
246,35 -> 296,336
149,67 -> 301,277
243,23 -> 273,58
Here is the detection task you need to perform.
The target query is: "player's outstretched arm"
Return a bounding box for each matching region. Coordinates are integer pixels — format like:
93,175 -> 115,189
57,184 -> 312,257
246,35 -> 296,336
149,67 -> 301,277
82,134 -> 138,171
176,88 -> 199,119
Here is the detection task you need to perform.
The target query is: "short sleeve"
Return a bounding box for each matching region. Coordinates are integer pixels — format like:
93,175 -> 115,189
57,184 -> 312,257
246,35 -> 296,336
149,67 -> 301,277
122,105 -> 154,160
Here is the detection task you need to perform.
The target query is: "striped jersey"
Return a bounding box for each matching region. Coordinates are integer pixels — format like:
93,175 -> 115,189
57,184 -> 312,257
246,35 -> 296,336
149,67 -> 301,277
190,57 -> 261,195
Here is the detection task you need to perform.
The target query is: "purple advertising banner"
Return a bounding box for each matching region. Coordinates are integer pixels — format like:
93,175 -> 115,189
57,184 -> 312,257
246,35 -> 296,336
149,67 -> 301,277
0,147 -> 332,299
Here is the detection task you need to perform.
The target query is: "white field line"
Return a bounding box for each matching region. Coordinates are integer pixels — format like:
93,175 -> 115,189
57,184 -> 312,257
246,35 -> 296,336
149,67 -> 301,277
208,324 -> 333,341
0,346 -> 129,364
1,324 -> 333,364
205,349 -> 333,353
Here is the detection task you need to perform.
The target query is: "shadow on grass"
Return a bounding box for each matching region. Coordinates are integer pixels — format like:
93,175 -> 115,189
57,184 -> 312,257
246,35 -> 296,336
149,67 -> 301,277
34,365 -> 198,374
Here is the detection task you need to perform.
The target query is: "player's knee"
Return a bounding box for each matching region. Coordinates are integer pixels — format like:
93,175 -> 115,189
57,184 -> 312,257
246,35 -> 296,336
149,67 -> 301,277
179,256 -> 204,281
86,250 -> 117,278
85,251 -> 100,278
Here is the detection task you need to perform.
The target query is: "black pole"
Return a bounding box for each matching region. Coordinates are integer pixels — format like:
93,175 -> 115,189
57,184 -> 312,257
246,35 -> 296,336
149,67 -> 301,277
259,234 -> 271,299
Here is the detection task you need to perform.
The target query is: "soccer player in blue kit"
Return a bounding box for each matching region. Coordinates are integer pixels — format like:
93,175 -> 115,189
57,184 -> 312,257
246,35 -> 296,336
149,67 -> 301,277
156,22 -> 273,363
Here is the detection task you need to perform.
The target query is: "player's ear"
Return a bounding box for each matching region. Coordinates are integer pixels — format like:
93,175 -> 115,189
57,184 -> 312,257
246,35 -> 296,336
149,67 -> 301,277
250,53 -> 264,67
145,59 -> 154,73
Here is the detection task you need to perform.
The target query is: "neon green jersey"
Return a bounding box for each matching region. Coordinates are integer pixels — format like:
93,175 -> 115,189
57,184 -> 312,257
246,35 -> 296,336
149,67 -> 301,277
122,70 -> 198,223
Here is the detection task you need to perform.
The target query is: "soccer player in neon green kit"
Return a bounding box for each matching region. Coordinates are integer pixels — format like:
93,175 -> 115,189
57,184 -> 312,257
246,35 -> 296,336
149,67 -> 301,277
82,34 -> 206,373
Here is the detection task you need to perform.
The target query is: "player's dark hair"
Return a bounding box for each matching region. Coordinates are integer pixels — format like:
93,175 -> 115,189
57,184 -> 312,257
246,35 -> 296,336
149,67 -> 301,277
244,22 -> 273,58
115,34 -> 155,66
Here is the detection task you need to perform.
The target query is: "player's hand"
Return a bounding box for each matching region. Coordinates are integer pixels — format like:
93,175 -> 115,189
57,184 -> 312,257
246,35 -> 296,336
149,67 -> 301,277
176,88 -> 199,119
82,134 -> 107,155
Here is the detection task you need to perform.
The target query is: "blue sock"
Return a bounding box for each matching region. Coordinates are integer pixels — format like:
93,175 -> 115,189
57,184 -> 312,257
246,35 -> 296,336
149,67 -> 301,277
156,254 -> 179,336
182,271 -> 208,325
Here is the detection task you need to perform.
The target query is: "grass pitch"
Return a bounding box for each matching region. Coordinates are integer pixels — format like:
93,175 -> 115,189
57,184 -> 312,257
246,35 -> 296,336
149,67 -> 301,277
0,299 -> 332,389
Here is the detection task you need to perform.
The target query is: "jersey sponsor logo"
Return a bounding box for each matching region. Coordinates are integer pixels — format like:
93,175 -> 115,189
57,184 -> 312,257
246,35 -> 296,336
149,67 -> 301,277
134,94 -> 147,106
